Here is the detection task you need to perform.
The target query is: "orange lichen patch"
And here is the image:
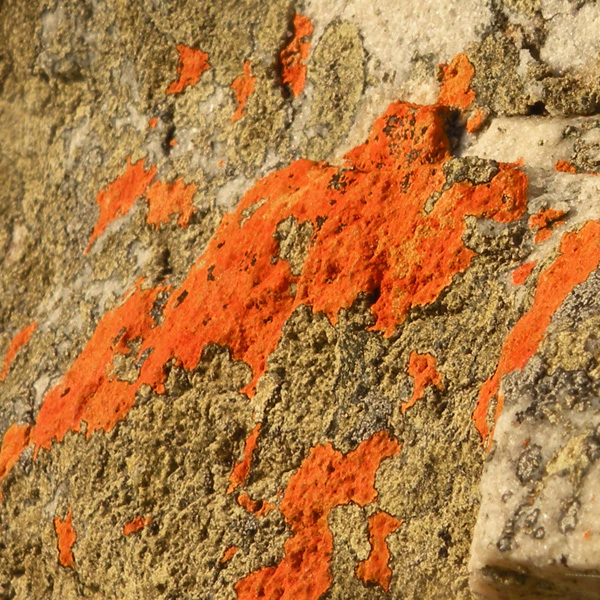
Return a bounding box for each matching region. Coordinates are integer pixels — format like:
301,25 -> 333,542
0,424 -> 31,500
32,281 -> 165,453
401,351 -> 443,413
237,493 -> 275,518
166,44 -> 210,95
280,13 -> 313,97
437,53 -> 475,110
0,94 -> 529,486
554,160 -> 599,176
512,260 -> 537,286
86,158 -> 157,253
54,508 -> 76,568
474,220 -> 600,445
221,545 -> 241,564
466,109 -> 488,133
529,208 -> 566,243
123,515 -> 152,535
235,431 -> 399,600
169,138 -> 177,147
1,322 -> 37,382
228,424 -> 262,494
555,160 -> 578,174
584,530 -> 592,540
148,117 -> 158,129
232,60 -> 256,123
133,102 -> 526,398
355,511 -> 402,592
145,179 -> 197,228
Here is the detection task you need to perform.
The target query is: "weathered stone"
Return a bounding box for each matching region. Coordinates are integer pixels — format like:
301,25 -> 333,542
1,1 -> 600,599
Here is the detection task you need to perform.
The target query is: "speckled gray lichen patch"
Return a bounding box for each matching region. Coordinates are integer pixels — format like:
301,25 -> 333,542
471,265 -> 600,599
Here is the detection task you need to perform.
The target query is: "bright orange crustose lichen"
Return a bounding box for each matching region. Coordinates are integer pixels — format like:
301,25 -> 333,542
512,260 -> 537,286
474,220 -> 600,446
148,117 -> 158,129
280,13 -> 313,98
0,424 -> 31,500
466,109 -> 487,133
166,44 -> 210,95
221,545 -> 241,564
0,97 -> 530,488
355,511 -> 402,592
529,208 -> 566,243
123,515 -> 152,535
32,281 -> 166,453
401,351 -> 443,413
437,53 -> 475,110
54,508 -> 76,568
237,493 -> 275,519
234,431 -> 399,600
228,424 -> 262,494
0,322 -> 37,382
145,179 -> 197,228
555,160 -> 578,174
86,158 -> 157,253
232,60 -> 256,123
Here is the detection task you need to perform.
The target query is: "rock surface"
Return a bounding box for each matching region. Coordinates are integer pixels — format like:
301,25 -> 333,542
1,1 -> 600,599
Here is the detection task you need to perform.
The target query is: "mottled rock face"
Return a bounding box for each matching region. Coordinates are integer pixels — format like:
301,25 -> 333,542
1,1 -> 600,600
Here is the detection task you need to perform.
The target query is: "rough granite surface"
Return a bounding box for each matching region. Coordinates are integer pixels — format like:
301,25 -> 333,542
1,1 -> 600,600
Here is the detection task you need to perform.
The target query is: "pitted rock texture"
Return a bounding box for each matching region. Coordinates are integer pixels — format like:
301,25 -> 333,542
2,1 -> 600,600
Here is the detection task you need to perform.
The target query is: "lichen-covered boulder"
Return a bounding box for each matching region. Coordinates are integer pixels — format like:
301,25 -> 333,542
2,1 -> 600,599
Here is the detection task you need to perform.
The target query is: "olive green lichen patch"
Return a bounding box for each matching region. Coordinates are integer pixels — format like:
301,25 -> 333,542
0,347 -> 267,599
500,0 -> 541,16
469,33 -> 531,116
327,504 -> 384,600
443,156 -> 500,189
304,21 -> 366,161
274,216 -> 314,276
559,119 -> 600,173
543,72 -> 600,116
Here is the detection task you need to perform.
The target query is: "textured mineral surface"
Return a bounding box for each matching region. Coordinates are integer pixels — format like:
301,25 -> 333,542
1,1 -> 600,599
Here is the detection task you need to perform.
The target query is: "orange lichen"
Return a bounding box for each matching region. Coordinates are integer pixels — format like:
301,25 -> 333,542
237,493 -> 275,518
280,13 -> 313,98
355,511 -> 402,592
228,424 -> 262,494
123,515 -> 152,535
232,60 -> 256,123
584,530 -> 592,540
221,545 -> 241,564
86,158 -> 157,252
466,109 -> 487,133
0,322 -> 37,382
555,160 -> 578,174
401,351 -> 443,413
148,117 -> 158,129
555,160 -> 599,176
54,508 -> 76,568
166,44 -> 210,95
529,208 -> 566,243
234,431 -> 399,600
0,95 -> 528,487
437,53 -> 475,110
0,424 -> 31,500
32,281 -> 165,453
474,220 -> 600,445
145,179 -> 197,228
512,260 -> 537,286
